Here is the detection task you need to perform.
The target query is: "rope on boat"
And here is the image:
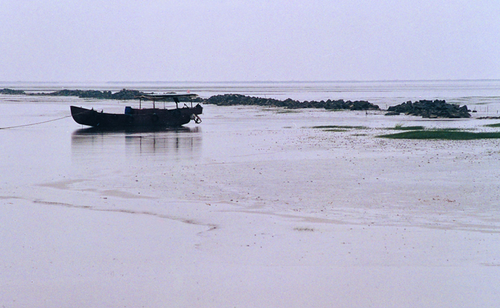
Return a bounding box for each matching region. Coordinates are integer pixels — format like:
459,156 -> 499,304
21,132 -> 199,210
0,115 -> 72,130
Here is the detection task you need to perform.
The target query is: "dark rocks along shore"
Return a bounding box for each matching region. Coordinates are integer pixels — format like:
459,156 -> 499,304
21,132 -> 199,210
205,94 -> 380,111
1,88 -> 471,117
386,100 -> 470,118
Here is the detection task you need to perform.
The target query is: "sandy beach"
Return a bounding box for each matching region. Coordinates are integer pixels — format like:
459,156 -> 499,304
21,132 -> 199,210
1,87 -> 500,307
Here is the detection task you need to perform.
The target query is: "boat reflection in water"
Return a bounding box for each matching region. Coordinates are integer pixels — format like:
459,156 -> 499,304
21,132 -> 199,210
71,126 -> 202,162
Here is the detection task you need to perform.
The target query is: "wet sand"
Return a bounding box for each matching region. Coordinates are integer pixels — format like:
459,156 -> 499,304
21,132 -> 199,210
1,97 -> 500,307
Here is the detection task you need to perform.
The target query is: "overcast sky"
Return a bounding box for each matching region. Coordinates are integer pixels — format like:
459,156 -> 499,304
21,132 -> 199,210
1,0 -> 499,82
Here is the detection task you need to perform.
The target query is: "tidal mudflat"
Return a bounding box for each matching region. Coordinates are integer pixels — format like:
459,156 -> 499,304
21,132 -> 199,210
1,89 -> 500,307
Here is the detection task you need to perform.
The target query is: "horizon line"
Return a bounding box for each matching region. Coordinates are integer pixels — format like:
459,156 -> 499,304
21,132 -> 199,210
1,78 -> 500,84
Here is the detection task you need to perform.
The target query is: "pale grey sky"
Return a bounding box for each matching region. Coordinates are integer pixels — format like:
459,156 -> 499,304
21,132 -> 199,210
1,0 -> 499,82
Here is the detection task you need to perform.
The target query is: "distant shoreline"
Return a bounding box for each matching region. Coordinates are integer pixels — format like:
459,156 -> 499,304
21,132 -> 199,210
0,88 -> 473,117
1,79 -> 499,84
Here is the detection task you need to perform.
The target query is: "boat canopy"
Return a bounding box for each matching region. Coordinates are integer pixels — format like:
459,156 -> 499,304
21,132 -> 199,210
136,93 -> 199,108
136,93 -> 198,101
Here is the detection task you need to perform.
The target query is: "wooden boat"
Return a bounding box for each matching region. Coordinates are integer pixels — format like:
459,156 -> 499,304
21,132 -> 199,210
70,93 -> 202,128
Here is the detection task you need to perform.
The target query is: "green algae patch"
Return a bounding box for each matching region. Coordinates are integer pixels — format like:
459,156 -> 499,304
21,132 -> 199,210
311,125 -> 367,130
389,125 -> 425,131
378,129 -> 500,140
484,123 -> 500,128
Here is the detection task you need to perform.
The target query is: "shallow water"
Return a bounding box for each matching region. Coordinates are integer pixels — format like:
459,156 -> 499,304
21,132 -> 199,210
2,81 -> 500,307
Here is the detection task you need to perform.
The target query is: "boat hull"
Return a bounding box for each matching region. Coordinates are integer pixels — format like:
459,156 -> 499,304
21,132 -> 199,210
70,105 -> 202,128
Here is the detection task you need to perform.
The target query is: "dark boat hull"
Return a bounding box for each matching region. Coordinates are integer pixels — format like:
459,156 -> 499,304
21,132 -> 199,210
70,105 -> 202,128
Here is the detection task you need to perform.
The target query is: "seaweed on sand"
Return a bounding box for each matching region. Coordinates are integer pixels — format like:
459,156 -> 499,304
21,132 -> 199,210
378,129 -> 500,140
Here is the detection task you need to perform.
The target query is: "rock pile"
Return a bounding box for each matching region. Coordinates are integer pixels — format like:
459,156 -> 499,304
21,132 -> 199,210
0,89 -> 473,118
0,88 -> 26,95
0,88 -> 148,100
205,94 -> 380,111
45,89 -> 145,100
386,100 -> 471,118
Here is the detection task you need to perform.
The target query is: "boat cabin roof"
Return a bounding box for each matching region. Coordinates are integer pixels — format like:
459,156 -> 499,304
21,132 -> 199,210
136,93 -> 198,102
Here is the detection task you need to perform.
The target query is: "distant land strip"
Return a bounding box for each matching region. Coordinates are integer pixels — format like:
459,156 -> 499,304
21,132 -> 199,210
205,94 -> 379,111
0,88 -> 379,111
1,88 -> 472,117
